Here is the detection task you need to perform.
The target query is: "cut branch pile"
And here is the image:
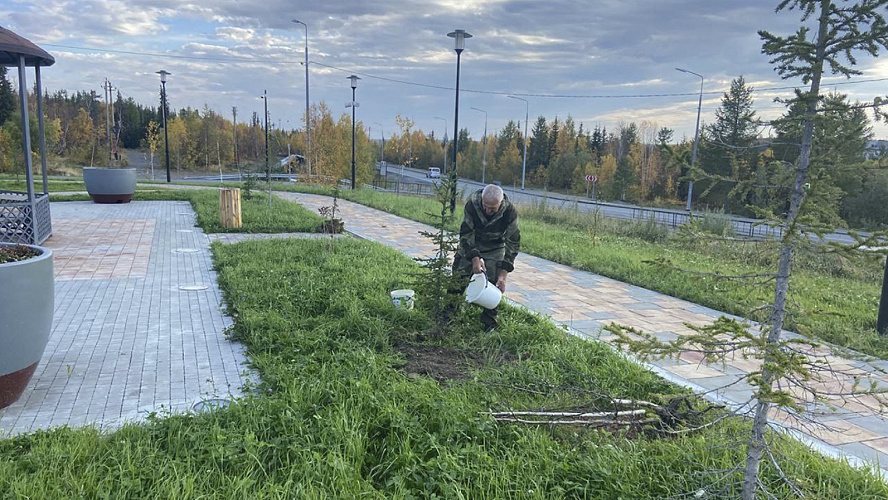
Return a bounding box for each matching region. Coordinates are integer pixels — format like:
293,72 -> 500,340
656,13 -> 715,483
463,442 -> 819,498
483,399 -> 665,428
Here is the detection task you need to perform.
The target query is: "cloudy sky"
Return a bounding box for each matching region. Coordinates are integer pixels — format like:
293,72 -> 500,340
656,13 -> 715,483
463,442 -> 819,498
4,0 -> 888,140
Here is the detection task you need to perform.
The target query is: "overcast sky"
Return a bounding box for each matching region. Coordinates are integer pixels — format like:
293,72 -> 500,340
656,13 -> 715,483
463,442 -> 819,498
4,0 -> 888,141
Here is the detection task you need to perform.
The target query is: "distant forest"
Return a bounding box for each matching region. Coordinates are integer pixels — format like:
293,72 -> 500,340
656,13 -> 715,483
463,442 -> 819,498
1,68 -> 885,228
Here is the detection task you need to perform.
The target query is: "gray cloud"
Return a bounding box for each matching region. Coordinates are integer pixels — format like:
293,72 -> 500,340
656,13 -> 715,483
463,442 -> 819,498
4,0 -> 886,140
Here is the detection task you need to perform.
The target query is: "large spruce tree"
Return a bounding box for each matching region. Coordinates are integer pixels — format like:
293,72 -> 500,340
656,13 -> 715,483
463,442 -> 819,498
741,2 -> 888,498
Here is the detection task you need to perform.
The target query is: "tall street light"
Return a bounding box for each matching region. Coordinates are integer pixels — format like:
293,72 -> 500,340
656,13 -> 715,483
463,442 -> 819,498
447,28 -> 471,213
156,70 -> 171,182
507,95 -> 528,190
373,122 -> 385,176
434,116 -> 447,172
347,75 -> 361,189
260,90 -> 269,184
292,19 -> 311,180
676,67 -> 704,212
470,107 -> 488,184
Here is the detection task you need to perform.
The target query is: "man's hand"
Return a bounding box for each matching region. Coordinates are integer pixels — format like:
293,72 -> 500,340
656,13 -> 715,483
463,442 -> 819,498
472,257 -> 485,274
496,270 -> 508,293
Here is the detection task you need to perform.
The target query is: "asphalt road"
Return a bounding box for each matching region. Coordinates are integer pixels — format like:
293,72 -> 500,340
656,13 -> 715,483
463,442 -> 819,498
380,163 -> 867,246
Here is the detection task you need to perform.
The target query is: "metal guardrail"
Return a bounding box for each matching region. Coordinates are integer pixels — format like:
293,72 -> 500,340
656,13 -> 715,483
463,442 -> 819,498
622,204 -> 782,239
370,178 -> 436,196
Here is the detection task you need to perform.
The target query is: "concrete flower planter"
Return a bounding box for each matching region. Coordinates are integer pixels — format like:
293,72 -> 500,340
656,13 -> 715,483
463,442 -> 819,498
0,243 -> 53,409
83,167 -> 138,204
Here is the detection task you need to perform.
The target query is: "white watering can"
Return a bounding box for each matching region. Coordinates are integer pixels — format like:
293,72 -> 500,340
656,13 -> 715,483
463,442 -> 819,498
465,273 -> 502,309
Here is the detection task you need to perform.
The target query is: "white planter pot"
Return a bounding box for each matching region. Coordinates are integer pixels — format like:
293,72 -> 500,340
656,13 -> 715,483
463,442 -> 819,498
83,167 -> 137,203
0,243 -> 53,409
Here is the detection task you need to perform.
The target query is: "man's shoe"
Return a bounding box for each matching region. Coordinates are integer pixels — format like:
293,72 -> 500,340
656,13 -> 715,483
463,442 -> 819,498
484,324 -> 496,333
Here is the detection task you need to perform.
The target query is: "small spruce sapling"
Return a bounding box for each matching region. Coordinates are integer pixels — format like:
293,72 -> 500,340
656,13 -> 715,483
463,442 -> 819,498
414,174 -> 464,336
242,169 -> 257,200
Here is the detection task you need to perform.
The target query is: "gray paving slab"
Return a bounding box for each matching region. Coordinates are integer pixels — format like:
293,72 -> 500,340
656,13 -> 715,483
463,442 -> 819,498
0,201 -> 256,436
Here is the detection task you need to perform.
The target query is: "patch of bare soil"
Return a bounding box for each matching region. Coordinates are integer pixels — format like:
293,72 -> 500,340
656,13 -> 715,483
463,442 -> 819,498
394,343 -> 514,383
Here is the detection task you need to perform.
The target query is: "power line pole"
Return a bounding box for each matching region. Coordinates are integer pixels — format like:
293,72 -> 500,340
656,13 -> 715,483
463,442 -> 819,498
103,79 -> 112,167
110,84 -> 116,165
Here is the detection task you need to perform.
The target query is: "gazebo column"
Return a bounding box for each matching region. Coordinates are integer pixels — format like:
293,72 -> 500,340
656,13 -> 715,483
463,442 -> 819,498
17,55 -> 36,244
36,64 -> 48,195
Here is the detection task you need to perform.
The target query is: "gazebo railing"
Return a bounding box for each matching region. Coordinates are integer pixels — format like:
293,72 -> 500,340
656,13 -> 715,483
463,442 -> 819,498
0,189 -> 52,245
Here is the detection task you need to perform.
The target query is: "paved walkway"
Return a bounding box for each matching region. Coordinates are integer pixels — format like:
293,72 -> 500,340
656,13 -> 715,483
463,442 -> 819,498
0,201 -> 254,435
278,191 -> 888,476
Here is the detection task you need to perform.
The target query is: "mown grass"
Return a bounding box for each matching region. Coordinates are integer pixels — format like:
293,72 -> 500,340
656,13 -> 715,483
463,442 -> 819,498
49,188 -> 324,234
2,237 -> 884,498
264,183 -> 886,359
0,175 -> 180,193
0,176 -> 86,192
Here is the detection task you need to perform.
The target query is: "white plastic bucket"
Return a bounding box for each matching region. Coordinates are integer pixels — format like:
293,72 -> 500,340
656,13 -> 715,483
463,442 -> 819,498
465,273 -> 502,309
390,289 -> 415,310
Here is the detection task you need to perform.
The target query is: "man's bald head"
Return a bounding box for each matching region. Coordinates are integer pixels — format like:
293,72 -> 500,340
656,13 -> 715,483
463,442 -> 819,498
481,185 -> 504,215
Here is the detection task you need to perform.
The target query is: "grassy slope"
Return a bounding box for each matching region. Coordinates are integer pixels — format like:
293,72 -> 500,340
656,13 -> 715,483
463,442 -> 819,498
270,184 -> 886,359
1,238 -> 882,498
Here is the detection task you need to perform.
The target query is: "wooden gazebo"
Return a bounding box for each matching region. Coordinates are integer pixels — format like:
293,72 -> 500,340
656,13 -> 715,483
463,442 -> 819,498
0,26 -> 54,245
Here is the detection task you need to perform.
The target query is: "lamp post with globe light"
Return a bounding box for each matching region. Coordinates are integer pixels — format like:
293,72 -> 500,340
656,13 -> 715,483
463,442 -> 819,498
446,29 -> 471,212
347,75 -> 360,189
156,70 -> 171,182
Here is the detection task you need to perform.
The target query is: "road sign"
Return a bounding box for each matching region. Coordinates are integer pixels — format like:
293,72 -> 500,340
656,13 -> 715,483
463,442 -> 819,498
585,175 -> 598,183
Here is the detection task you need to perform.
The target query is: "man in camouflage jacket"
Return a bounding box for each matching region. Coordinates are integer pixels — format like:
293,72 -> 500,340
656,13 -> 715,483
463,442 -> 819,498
452,184 -> 520,331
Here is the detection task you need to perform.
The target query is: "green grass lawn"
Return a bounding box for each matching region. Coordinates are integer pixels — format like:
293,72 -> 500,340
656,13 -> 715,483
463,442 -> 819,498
261,183 -> 886,359
0,175 -> 179,193
49,189 -> 324,234
1,237 -> 883,498
0,176 -> 87,192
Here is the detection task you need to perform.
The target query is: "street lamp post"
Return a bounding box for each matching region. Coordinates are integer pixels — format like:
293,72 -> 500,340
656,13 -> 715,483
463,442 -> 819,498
292,19 -> 311,181
260,90 -> 269,184
434,116 -> 447,173
470,107 -> 488,184
347,75 -> 360,189
447,29 -> 471,213
373,122 -> 385,177
676,67 -> 704,212
507,95 -> 528,190
156,70 -> 171,182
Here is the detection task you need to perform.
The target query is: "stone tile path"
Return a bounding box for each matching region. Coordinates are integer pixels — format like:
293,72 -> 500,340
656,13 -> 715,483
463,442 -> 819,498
277,191 -> 888,475
0,201 -> 254,435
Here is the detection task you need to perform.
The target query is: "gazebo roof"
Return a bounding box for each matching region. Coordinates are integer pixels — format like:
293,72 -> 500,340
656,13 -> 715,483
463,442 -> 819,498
0,26 -> 54,67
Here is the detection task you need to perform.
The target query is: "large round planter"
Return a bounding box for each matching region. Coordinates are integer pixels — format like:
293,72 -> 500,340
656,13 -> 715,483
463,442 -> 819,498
0,243 -> 53,410
83,167 -> 137,204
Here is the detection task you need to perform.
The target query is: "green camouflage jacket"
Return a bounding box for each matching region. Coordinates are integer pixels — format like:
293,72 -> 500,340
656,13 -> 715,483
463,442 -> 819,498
455,189 -> 521,273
